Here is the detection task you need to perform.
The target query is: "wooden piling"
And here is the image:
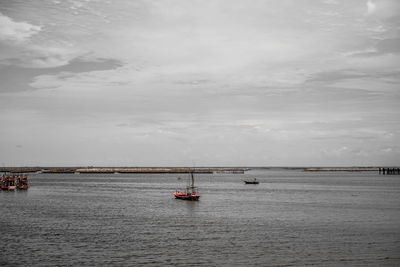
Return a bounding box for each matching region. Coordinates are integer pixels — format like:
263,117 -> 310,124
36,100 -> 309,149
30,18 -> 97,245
379,167 -> 400,175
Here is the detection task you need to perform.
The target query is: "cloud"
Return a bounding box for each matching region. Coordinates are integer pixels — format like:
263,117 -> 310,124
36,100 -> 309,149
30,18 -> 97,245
366,0 -> 377,15
307,69 -> 367,83
0,1 -> 399,166
0,12 -> 78,69
365,0 -> 400,20
323,0 -> 339,5
376,38 -> 400,54
345,38 -> 400,59
0,57 -> 122,93
22,45 -> 83,68
0,40 -> 85,69
0,12 -> 41,43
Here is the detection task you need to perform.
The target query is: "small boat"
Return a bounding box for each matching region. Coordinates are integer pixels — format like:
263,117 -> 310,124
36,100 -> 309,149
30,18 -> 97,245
173,171 -> 200,200
1,175 -> 17,191
244,178 -> 259,184
17,174 -> 30,190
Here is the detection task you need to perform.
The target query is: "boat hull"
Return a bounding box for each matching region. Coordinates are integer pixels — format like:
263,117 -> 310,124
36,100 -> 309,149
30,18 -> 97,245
1,185 -> 17,191
173,192 -> 200,200
17,185 -> 30,190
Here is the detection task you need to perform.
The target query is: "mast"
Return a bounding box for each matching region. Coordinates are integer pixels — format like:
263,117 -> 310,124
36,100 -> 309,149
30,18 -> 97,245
190,171 -> 194,188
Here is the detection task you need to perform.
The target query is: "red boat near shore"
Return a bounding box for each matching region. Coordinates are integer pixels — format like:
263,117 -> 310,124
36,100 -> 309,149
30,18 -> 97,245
173,171 -> 200,200
1,175 -> 17,191
17,175 -> 30,190
1,174 -> 29,191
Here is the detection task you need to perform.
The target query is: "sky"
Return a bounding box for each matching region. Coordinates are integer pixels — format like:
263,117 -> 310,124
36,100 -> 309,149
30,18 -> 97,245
0,0 -> 399,167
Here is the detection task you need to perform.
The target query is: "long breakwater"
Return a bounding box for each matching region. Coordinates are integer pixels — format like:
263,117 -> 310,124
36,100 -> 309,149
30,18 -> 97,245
0,167 -> 250,174
1,167 -> 399,174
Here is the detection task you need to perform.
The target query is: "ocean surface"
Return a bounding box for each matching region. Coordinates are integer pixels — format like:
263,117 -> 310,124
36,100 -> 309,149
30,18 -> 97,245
1,168 -> 399,266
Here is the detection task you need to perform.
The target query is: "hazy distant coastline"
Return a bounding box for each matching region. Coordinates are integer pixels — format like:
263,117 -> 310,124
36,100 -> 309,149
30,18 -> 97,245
0,166 -> 392,174
305,167 -> 379,172
0,167 -> 250,174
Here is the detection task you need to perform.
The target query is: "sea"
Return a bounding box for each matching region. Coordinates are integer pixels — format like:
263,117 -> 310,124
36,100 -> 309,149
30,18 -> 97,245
1,168 -> 399,266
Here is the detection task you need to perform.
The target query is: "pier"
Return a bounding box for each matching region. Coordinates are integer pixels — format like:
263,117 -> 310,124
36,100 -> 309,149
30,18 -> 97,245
379,168 -> 400,175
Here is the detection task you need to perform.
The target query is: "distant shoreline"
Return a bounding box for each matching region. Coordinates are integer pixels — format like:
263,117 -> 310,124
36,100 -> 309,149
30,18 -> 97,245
1,166 -> 398,174
304,167 -> 379,172
0,167 -> 250,174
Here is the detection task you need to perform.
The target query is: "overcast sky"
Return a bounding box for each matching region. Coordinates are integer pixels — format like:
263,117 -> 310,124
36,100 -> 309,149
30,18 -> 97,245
0,0 -> 399,167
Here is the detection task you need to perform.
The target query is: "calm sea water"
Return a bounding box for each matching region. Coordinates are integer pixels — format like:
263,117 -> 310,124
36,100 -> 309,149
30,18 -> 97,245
1,168 -> 399,266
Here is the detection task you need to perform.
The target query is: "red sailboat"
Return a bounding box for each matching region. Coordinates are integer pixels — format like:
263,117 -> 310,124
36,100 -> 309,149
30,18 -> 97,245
173,171 -> 200,201
1,175 -> 17,191
17,174 -> 30,190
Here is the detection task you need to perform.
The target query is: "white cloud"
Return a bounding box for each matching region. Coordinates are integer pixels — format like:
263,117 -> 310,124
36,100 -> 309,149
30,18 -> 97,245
0,13 -> 77,69
366,0 -> 376,15
25,45 -> 82,68
0,12 -> 41,43
323,0 -> 339,5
